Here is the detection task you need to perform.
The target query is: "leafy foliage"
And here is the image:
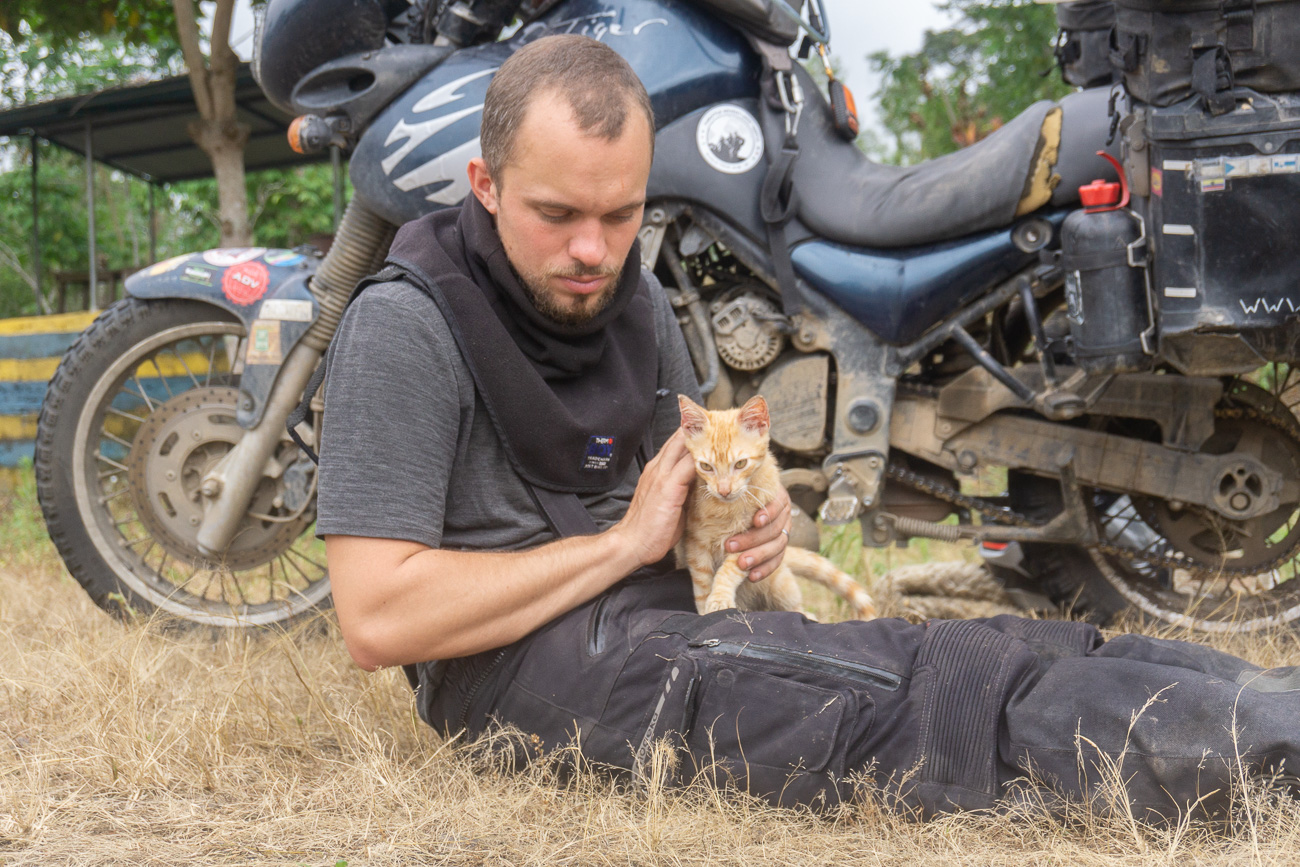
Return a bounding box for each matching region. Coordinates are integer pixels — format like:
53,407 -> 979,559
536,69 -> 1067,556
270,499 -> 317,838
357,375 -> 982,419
0,0 -> 177,50
0,15 -> 183,108
869,0 -> 1072,164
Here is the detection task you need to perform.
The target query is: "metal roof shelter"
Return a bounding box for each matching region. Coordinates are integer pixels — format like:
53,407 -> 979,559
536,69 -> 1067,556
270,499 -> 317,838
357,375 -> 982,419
0,62 -> 338,307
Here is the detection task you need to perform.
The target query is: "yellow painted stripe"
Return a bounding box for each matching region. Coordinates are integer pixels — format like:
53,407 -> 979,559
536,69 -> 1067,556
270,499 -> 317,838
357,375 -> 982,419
0,311 -> 98,336
0,351 -> 224,382
0,414 -> 38,440
0,357 -> 60,381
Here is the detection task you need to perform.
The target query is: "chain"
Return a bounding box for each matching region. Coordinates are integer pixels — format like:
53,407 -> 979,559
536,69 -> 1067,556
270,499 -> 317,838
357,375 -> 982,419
883,401 -> 1300,581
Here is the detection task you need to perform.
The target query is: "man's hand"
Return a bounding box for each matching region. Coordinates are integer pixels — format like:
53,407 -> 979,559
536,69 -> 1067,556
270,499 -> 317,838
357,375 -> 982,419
609,428 -> 697,568
727,485 -> 792,582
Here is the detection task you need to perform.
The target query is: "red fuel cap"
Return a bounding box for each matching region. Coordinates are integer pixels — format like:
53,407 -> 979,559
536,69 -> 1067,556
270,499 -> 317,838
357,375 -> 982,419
1079,179 -> 1122,208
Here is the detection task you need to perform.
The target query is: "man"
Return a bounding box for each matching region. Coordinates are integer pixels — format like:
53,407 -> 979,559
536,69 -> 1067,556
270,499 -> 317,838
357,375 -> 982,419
319,34 -> 1300,819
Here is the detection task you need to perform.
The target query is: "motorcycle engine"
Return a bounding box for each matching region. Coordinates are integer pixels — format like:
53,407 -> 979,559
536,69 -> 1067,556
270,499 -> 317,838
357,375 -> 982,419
710,289 -> 785,371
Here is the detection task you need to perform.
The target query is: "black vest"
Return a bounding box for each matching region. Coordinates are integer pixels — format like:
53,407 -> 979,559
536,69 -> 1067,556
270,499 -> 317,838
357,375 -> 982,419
359,199 -> 659,497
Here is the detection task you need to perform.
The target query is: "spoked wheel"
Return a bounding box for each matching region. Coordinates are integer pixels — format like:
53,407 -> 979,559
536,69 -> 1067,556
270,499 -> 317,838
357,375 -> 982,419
1011,372 -> 1300,633
35,298 -> 330,627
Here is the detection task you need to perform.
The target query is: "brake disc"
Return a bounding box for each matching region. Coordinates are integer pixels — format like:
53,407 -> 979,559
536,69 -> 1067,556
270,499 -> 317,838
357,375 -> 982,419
126,386 -> 305,571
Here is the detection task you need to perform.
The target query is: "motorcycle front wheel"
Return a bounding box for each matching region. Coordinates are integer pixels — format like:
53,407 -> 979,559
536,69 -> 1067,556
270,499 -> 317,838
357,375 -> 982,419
34,298 -> 331,628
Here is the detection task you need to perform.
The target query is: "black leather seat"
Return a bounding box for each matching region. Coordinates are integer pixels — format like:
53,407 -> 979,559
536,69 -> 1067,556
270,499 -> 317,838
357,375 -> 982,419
766,68 -> 1115,249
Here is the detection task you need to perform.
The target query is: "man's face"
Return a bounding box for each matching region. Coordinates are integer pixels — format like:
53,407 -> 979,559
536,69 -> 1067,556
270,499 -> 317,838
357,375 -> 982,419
469,89 -> 652,325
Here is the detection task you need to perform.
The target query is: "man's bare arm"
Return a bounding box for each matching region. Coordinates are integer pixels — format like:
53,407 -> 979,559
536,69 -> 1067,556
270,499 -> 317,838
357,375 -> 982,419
327,429 -> 792,670
326,429 -> 685,669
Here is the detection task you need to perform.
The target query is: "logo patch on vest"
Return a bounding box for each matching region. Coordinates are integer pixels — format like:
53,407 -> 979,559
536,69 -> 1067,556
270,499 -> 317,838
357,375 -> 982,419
582,436 -> 616,472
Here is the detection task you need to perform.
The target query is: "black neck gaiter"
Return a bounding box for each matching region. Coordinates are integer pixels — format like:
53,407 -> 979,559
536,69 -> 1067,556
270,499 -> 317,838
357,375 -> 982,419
457,194 -> 643,379
378,198 -> 659,494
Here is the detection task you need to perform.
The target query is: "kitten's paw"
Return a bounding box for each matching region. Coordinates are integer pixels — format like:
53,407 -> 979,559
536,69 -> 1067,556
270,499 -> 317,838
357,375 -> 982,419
703,596 -> 736,614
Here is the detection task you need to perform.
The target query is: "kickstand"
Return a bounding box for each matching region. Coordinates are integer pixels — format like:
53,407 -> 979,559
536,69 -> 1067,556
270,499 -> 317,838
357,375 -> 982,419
1055,456 -> 1099,547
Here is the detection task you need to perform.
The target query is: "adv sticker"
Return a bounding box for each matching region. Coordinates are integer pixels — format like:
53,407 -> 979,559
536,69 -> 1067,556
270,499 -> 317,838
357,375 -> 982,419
696,104 -> 764,175
204,247 -> 266,267
222,261 -> 270,306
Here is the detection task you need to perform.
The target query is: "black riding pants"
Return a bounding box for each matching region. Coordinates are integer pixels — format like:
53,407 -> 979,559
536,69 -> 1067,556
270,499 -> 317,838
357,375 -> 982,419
421,569 -> 1300,819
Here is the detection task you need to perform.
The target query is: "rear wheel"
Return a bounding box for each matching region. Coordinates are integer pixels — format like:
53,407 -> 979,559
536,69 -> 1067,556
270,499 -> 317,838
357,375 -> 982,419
1004,374 -> 1300,632
34,298 -> 330,628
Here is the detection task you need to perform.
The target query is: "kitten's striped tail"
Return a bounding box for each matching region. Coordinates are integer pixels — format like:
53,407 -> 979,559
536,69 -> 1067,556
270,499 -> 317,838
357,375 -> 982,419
784,547 -> 876,620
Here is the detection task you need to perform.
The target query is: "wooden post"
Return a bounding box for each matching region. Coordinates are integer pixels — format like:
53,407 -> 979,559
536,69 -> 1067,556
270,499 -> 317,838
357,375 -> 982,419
85,122 -> 98,310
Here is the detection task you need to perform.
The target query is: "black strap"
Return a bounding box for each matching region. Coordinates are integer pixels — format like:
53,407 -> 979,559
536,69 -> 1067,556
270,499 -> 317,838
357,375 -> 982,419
285,264 -> 411,465
286,357 -> 329,464
1222,0 -> 1256,53
529,485 -> 601,537
1192,46 -> 1236,116
760,142 -> 804,318
1108,31 -> 1144,73
753,47 -> 806,319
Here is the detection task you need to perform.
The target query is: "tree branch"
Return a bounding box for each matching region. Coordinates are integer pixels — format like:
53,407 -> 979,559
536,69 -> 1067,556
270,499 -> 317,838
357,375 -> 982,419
0,237 -> 52,315
208,0 -> 239,122
171,0 -> 213,120
210,0 -> 236,66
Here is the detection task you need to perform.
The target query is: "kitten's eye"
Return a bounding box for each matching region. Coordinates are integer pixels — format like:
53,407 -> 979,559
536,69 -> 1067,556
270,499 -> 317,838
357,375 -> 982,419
733,458 -> 748,470
698,462 -> 714,474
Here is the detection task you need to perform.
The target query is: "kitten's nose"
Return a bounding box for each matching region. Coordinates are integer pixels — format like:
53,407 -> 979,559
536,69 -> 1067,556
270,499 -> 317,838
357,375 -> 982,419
717,482 -> 732,497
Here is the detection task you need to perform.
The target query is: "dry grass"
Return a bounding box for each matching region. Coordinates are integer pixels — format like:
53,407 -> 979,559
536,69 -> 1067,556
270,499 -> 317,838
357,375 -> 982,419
4,471 -> 1300,865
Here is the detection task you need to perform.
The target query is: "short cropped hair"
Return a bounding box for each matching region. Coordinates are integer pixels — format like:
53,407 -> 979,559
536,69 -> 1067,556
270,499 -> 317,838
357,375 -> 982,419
480,34 -> 655,181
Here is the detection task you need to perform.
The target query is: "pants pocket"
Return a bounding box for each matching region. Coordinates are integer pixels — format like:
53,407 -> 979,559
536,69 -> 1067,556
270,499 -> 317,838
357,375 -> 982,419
682,659 -> 870,807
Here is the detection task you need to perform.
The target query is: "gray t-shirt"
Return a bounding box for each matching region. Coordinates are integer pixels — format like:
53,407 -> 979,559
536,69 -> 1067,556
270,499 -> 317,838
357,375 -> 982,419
315,269 -> 701,552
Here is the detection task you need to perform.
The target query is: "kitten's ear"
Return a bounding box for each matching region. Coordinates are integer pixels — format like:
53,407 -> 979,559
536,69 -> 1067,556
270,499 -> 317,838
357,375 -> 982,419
739,395 -> 770,435
678,395 -> 708,437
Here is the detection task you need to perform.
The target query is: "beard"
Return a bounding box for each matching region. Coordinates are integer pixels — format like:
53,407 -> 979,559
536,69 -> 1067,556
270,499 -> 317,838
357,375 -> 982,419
512,260 -> 623,327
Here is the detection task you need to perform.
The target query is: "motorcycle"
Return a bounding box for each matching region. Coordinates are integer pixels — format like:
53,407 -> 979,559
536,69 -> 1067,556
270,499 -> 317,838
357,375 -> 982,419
34,0 -> 1300,634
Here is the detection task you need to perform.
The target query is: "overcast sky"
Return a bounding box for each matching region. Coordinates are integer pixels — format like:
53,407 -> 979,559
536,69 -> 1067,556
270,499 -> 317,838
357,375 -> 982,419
223,0 -> 951,127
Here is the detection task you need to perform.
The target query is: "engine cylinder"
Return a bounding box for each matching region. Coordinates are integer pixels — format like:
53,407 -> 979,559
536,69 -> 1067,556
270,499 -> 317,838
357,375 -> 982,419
1061,206 -> 1151,375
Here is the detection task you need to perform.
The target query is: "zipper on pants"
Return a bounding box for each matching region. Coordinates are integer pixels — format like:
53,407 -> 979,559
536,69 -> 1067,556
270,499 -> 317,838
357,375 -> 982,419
459,647 -> 510,730
688,639 -> 903,691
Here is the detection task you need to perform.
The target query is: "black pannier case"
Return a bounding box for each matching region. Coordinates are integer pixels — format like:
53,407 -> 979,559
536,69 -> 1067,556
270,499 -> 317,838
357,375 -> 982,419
1135,92 -> 1300,374
1113,0 -> 1300,110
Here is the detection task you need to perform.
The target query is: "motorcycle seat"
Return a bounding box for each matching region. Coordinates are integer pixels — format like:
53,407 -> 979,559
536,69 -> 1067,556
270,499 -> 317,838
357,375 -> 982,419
768,67 -> 1064,249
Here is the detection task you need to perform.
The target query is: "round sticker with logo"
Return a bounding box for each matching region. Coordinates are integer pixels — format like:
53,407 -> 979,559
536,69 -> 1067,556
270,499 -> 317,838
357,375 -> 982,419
696,104 -> 764,175
204,247 -> 266,268
222,261 -> 270,306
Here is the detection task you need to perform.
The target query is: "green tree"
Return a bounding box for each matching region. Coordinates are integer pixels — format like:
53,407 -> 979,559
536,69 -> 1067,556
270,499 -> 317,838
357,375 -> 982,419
870,0 -> 1071,164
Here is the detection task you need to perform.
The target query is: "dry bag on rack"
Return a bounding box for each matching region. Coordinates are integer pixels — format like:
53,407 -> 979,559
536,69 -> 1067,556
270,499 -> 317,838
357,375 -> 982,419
1056,0 -> 1117,88
1112,0 -> 1300,111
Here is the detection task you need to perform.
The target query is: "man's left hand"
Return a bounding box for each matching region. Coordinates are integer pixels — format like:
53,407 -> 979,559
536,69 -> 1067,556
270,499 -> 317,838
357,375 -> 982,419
725,486 -> 792,582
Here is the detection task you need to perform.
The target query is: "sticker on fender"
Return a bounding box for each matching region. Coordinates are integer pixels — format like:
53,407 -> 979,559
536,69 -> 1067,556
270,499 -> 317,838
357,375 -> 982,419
222,261 -> 270,306
245,319 -> 283,365
258,298 -> 313,321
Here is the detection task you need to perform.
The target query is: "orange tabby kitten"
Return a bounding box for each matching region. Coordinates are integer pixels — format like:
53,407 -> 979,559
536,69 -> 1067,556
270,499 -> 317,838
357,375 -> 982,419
677,394 -> 876,620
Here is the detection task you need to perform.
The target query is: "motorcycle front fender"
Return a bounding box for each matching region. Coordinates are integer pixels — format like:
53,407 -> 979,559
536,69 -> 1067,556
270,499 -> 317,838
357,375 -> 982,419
125,248 -> 321,429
